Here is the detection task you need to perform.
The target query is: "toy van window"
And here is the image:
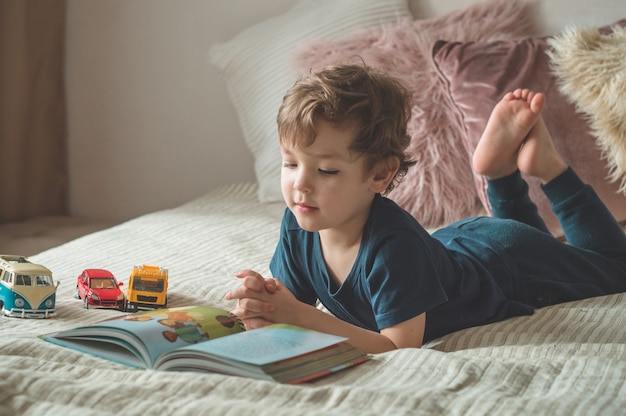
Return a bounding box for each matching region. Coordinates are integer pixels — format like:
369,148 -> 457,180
2,272 -> 11,283
36,275 -> 53,286
16,274 -> 32,286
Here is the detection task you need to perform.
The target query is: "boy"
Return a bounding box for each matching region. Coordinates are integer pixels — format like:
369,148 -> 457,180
225,64 -> 626,354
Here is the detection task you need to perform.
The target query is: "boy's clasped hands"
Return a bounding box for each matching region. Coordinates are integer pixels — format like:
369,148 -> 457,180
226,269 -> 293,330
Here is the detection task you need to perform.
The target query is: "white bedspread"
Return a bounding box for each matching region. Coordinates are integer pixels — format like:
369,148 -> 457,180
3,182 -> 625,415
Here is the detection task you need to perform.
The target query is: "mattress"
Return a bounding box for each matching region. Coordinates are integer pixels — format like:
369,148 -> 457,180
3,182 -> 625,415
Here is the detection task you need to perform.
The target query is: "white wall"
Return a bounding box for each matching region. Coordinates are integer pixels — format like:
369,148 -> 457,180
66,0 -> 297,220
413,0 -> 624,35
65,0 -> 625,221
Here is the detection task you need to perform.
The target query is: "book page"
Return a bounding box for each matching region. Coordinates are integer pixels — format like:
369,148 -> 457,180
170,324 -> 348,366
46,305 -> 243,367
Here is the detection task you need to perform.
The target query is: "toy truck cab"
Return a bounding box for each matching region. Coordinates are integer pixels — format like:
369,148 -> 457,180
126,265 -> 168,312
0,254 -> 59,318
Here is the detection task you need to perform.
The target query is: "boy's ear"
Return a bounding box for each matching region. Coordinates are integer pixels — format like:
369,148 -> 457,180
370,157 -> 400,193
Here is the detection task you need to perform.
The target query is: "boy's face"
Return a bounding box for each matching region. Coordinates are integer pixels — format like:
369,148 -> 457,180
280,120 -> 382,236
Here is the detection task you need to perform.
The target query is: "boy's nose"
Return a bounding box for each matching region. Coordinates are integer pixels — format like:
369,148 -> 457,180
293,170 -> 312,192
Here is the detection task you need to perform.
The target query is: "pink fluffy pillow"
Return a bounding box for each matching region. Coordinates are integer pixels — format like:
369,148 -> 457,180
295,0 -> 537,228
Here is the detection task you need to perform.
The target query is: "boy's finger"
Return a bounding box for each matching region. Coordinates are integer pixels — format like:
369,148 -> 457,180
264,278 -> 278,293
243,276 -> 265,291
235,269 -> 262,279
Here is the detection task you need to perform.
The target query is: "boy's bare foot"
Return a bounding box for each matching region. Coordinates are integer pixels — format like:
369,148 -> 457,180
472,89 -> 545,179
516,116 -> 568,184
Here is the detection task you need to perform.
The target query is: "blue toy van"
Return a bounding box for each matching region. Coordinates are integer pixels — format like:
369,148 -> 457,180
0,255 -> 59,318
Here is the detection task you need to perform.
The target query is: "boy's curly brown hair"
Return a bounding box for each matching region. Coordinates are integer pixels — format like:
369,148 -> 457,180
276,63 -> 415,194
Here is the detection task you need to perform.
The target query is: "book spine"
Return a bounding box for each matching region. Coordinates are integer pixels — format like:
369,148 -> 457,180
286,355 -> 370,385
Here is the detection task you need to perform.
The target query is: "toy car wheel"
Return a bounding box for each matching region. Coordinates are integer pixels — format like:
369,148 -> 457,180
84,296 -> 89,309
74,286 -> 81,299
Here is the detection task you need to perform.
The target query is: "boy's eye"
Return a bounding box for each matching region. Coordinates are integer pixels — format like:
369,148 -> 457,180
282,162 -> 297,169
319,169 -> 339,176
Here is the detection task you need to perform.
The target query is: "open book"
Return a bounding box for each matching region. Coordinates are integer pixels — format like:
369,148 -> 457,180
41,305 -> 369,384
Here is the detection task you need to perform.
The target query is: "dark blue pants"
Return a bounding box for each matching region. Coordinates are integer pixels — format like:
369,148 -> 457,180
467,169 -> 626,307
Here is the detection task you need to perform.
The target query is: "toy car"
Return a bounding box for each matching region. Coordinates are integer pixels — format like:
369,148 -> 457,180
0,254 -> 59,318
126,264 -> 168,312
75,269 -> 125,311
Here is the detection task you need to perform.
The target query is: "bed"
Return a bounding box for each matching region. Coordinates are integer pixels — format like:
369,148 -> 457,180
3,182 -> 626,415
3,0 -> 626,415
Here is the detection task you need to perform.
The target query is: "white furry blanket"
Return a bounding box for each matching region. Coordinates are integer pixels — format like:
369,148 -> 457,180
549,23 -> 626,193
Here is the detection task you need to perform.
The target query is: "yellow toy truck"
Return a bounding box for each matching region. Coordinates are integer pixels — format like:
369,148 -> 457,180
125,265 -> 168,312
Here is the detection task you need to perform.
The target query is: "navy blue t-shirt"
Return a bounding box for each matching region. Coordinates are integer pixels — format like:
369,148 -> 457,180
269,194 -> 534,342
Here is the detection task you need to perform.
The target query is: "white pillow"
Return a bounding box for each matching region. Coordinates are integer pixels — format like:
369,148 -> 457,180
209,0 -> 411,202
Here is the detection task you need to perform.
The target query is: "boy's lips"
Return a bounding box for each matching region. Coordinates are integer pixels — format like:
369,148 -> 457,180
295,202 -> 318,213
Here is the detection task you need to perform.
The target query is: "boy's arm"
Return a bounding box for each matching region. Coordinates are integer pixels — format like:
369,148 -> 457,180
226,270 -> 425,353
290,302 -> 425,352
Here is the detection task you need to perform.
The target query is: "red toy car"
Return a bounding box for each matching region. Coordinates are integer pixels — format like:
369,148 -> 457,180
75,269 -> 125,311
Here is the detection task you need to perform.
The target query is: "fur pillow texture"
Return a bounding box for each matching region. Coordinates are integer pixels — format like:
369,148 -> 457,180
548,24 -> 626,193
208,0 -> 412,204
295,0 -> 537,228
432,19 -> 626,236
